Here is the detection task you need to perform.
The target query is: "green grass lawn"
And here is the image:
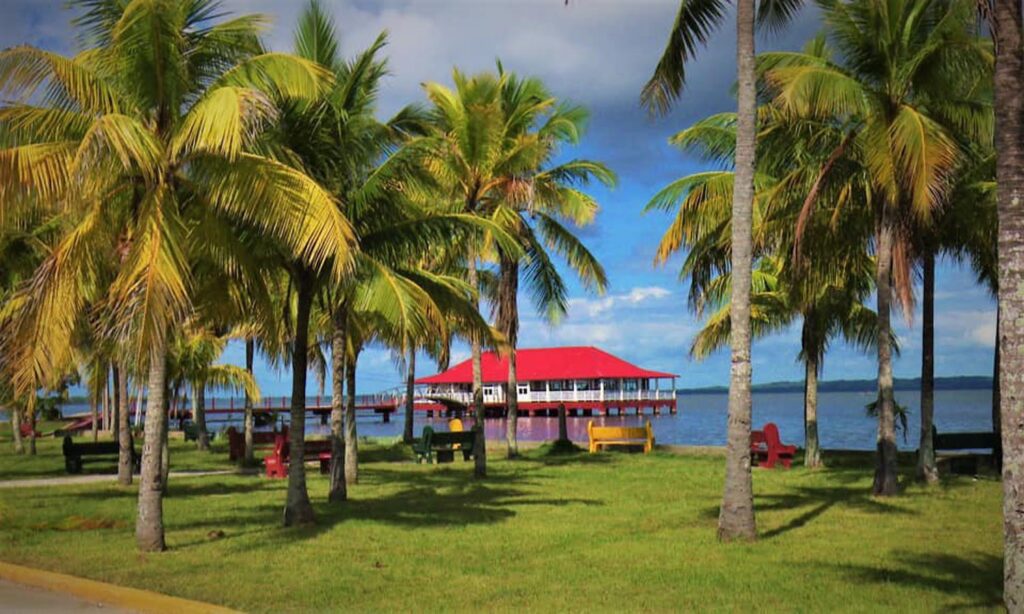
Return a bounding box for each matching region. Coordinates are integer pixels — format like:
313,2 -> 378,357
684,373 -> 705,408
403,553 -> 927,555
0,425 -> 1003,612
0,422 -> 237,480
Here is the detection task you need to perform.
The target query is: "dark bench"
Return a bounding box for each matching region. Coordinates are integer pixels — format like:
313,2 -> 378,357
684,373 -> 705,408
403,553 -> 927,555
62,436 -> 139,474
226,426 -> 285,461
263,434 -> 334,478
411,426 -> 476,464
934,429 -> 1000,473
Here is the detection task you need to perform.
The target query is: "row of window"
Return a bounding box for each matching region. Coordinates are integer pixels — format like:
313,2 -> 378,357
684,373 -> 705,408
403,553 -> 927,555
432,378 -> 665,395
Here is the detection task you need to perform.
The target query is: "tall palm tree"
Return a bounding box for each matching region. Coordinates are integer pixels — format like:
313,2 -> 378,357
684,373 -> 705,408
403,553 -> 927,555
643,0 -> 804,541
487,72 -> 614,458
648,102 -> 878,469
762,0 -> 990,495
988,0 -> 1024,601
0,0 -> 355,549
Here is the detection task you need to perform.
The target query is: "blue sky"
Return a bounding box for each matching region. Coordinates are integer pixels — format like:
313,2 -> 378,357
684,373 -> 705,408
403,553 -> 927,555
1,0 -> 997,396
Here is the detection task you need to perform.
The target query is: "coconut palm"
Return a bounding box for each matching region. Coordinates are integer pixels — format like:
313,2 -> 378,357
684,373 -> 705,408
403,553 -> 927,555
485,72 -> 614,458
643,0 -> 805,541
761,0 -> 991,495
0,0 -> 355,549
985,0 -> 1024,602
280,2 -> 509,502
167,325 -> 260,451
648,100 -> 878,468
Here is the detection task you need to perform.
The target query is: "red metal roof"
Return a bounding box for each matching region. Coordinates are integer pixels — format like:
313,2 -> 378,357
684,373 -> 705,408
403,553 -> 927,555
416,346 -> 676,385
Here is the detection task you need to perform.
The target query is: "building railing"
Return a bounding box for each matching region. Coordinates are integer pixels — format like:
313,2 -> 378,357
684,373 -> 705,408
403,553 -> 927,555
421,388 -> 674,405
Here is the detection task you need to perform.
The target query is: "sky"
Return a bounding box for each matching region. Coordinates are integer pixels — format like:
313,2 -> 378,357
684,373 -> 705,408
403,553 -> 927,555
0,0 -> 997,396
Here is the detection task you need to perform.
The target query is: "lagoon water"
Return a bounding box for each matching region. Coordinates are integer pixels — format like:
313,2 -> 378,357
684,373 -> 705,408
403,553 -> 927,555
51,388 -> 994,451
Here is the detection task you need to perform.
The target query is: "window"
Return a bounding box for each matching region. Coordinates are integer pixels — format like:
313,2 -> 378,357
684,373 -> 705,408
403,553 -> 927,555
529,381 -> 546,392
623,379 -> 639,392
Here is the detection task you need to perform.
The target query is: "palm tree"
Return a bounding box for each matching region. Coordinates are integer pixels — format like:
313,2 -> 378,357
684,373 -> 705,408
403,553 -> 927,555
279,2 -> 503,501
648,102 -> 878,469
643,0 -> 804,541
987,0 -> 1024,602
761,0 -> 990,495
167,325 -> 260,451
0,0 -> 354,549
486,72 -> 614,458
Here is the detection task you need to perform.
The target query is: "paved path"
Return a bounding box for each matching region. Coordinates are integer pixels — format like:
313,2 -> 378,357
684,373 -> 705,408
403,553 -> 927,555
0,578 -> 134,612
0,470 -> 243,489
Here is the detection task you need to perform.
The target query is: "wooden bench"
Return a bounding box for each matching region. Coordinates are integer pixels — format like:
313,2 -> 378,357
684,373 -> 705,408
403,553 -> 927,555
411,426 -> 476,463
263,434 -> 334,478
587,421 -> 653,453
750,422 -> 796,469
226,426 -> 285,462
62,436 -> 138,474
934,428 -> 1000,474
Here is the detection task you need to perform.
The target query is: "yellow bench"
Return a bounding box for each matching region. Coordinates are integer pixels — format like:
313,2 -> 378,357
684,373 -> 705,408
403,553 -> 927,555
587,421 -> 654,454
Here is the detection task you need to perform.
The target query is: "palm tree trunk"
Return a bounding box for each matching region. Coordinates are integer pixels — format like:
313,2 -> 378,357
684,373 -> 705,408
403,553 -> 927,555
995,0 -> 1024,604
344,352 -> 359,486
917,251 -> 938,483
328,303 -> 347,503
243,338 -> 255,466
27,410 -> 36,456
115,363 -> 132,486
873,216 -> 899,496
467,255 -> 487,478
283,270 -> 316,527
717,0 -> 757,542
90,386 -> 99,443
993,312 -> 1002,468
194,382 -> 209,451
136,339 -> 168,552
499,255 -> 521,459
804,354 -> 821,468
403,346 -> 416,444
160,394 -> 170,493
10,406 -> 23,454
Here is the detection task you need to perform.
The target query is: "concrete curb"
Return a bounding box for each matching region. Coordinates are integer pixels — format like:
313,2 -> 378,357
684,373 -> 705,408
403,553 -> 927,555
0,561 -> 241,613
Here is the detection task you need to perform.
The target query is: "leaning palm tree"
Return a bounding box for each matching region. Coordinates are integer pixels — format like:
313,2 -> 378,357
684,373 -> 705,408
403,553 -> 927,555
0,0 -> 355,549
643,0 -> 805,541
762,0 -> 991,495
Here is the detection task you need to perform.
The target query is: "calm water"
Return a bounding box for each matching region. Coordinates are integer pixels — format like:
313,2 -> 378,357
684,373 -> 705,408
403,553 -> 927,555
48,389 -> 993,451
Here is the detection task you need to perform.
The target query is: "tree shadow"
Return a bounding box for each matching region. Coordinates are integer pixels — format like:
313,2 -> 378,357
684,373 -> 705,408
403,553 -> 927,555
262,466 -> 603,543
829,551 -> 1001,610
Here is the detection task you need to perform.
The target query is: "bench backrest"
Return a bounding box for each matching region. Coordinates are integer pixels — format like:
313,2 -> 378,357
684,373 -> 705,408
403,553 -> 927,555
271,434 -> 333,460
63,436 -> 122,457
431,431 -> 475,446
587,421 -> 651,441
750,430 -> 766,447
934,431 -> 998,450
763,423 -> 785,449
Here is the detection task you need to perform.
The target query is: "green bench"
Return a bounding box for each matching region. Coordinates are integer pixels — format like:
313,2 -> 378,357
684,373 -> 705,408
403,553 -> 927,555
411,426 -> 476,464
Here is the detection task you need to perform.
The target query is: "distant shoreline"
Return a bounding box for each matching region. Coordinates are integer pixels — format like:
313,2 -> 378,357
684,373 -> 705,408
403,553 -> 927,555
679,375 -> 992,395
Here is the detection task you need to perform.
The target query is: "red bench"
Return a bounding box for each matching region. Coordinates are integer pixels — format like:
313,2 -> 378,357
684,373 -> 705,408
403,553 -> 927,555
19,422 -> 40,438
263,433 -> 334,478
750,422 -> 796,469
226,426 -> 286,462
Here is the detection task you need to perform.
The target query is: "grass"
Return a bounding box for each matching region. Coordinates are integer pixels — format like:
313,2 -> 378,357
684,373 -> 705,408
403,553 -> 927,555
0,425 -> 1003,612
0,422 -> 237,480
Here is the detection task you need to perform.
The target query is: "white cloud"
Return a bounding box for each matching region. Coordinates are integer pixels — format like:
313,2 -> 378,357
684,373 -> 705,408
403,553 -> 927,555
566,285 -> 671,317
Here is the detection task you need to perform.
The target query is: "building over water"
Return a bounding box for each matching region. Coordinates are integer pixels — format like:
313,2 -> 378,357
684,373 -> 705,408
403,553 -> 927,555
415,346 -> 677,417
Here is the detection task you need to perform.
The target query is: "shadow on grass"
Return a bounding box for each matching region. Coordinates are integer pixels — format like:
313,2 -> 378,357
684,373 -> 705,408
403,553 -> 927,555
830,551 -> 1001,610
